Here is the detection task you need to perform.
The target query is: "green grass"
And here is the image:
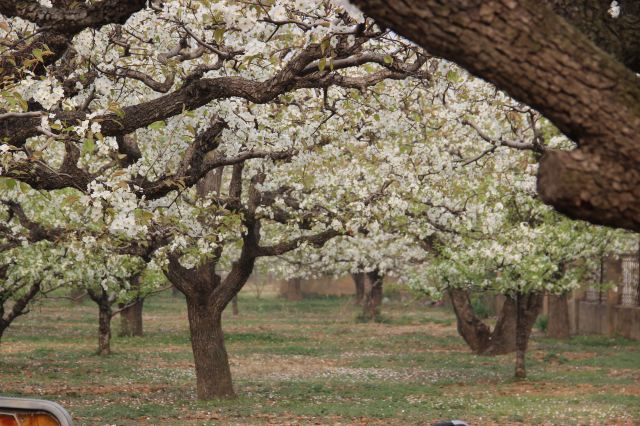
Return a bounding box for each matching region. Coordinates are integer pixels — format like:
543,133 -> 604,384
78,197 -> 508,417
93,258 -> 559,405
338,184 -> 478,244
1,291 -> 639,425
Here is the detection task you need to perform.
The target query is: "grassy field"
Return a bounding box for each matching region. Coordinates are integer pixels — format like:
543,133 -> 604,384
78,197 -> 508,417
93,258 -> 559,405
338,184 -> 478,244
1,289 -> 639,425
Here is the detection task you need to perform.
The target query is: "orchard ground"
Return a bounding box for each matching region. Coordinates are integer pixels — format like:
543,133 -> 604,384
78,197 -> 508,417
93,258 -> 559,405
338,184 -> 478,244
1,287 -> 639,425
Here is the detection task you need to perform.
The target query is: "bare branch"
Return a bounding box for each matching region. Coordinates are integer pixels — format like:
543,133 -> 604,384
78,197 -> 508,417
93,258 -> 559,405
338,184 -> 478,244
461,119 -> 543,153
257,229 -> 340,257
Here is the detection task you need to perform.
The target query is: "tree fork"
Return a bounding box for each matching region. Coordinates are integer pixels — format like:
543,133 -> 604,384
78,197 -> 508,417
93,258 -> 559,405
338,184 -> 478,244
449,289 -> 518,355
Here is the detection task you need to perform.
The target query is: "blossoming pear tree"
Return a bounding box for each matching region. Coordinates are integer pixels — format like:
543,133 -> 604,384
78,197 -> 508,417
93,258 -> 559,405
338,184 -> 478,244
397,99 -> 634,376
0,0 -> 434,399
0,178 -> 173,353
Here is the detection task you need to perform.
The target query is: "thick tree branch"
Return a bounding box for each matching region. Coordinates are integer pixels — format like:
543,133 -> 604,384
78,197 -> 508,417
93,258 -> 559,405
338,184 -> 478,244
352,0 -> 640,231
3,280 -> 41,324
1,0 -> 147,34
1,200 -> 65,243
542,0 -> 640,73
1,44 -> 426,145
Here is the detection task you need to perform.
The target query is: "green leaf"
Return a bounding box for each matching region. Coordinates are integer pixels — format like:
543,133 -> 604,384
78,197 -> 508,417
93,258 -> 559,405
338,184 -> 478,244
4,178 -> 16,190
32,48 -> 44,62
82,137 -> 95,154
446,70 -> 461,83
320,39 -> 330,55
383,55 -> 393,65
214,28 -> 225,44
318,57 -> 326,72
149,120 -> 166,130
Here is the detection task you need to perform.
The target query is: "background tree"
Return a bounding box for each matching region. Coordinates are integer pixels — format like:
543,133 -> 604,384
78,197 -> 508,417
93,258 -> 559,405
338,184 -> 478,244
412,180 -> 633,378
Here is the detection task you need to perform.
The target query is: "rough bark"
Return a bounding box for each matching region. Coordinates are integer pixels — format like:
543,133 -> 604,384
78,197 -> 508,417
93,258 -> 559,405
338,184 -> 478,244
352,272 -> 366,305
186,297 -> 235,399
514,292 -> 544,379
0,0 -> 148,33
449,289 -> 517,355
86,287 -> 115,356
547,293 -> 571,339
362,270 -> 383,321
488,297 -> 518,355
351,0 -> 640,232
542,0 -> 640,72
284,278 -> 303,301
164,249 -> 244,399
119,298 -> 144,337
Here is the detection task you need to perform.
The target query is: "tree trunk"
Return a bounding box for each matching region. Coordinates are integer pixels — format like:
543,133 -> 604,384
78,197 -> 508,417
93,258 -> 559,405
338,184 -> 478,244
98,302 -> 112,356
514,292 -> 544,379
352,272 -> 366,305
119,298 -> 144,337
362,270 -> 383,321
448,289 -> 517,355
231,295 -> 239,316
285,278 -> 303,301
547,293 -> 571,339
186,297 -> 235,399
449,289 -> 492,352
